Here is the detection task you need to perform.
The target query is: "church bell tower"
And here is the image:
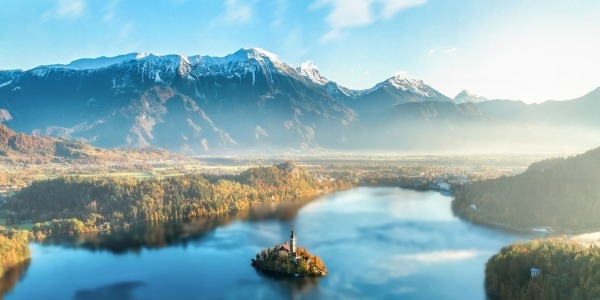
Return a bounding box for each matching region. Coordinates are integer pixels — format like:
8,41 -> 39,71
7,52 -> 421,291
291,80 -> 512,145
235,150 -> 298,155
290,226 -> 296,253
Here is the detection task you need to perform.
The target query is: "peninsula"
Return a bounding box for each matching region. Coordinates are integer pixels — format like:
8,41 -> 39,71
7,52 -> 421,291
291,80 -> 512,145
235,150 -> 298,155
452,147 -> 600,234
251,228 -> 327,277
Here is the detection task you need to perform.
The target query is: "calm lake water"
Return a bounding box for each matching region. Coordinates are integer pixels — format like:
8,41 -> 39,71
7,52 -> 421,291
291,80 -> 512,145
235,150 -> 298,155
3,187 -> 526,299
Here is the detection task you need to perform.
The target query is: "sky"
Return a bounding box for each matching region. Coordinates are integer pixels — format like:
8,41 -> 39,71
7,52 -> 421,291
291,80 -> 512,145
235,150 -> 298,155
1,0 -> 599,103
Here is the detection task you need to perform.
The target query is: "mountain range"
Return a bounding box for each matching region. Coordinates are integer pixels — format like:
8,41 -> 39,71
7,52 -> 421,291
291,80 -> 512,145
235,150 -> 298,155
0,48 -> 599,154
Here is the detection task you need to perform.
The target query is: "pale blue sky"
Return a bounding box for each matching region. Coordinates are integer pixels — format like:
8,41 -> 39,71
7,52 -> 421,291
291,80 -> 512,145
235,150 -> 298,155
1,0 -> 599,102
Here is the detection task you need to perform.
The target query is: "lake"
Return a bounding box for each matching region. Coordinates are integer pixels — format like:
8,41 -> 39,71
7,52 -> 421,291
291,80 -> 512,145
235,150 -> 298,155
2,187 -> 526,299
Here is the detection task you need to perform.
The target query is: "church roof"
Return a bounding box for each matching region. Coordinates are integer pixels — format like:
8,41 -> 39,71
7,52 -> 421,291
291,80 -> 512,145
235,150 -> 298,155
279,243 -> 290,251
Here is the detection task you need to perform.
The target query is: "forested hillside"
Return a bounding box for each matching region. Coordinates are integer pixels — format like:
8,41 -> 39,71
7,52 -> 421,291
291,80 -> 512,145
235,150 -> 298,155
452,147 -> 600,232
486,238 -> 600,299
3,162 -> 347,236
0,124 -> 188,165
0,124 -> 94,163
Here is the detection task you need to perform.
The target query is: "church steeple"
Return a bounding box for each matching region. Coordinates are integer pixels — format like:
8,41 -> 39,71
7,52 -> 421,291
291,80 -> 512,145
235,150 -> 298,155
289,226 -> 296,253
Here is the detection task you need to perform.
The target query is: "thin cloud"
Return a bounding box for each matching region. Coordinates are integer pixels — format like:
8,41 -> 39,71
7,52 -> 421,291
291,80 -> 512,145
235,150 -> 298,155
379,0 -> 427,20
43,0 -> 85,21
442,47 -> 457,53
321,30 -> 348,42
428,47 -> 457,56
314,0 -> 426,41
223,0 -> 254,24
102,0 -> 120,22
314,0 -> 375,42
284,27 -> 311,57
118,22 -> 134,41
270,0 -> 289,28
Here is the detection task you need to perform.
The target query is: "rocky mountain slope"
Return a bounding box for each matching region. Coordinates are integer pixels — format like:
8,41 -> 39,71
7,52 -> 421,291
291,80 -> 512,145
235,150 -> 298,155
453,90 -> 488,104
0,48 -> 599,153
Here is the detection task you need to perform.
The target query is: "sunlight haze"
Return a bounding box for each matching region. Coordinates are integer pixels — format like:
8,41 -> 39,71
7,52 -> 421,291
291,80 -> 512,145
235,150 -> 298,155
1,0 -> 598,102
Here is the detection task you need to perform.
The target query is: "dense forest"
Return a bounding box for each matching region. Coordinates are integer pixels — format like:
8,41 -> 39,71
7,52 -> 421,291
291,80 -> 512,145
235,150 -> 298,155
486,238 -> 600,299
0,227 -> 30,279
252,246 -> 327,276
3,162 -> 348,237
453,147 -> 600,232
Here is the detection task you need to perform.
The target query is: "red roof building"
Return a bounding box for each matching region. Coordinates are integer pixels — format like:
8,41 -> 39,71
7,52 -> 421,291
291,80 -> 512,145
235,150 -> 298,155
278,243 -> 290,252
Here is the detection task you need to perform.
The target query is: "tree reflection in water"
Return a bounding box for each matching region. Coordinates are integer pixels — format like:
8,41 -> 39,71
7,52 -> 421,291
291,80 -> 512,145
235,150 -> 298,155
0,259 -> 30,297
40,195 -> 316,254
73,281 -> 144,300
0,195 -> 318,299
255,268 -> 321,299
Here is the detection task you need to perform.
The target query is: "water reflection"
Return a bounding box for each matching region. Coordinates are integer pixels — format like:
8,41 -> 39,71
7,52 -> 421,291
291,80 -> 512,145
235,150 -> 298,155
254,269 -> 320,299
2,188 -> 527,300
41,196 -> 317,254
0,259 -> 30,296
73,281 -> 144,300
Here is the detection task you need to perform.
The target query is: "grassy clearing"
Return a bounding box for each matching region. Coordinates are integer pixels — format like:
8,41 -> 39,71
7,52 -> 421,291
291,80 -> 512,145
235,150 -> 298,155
13,223 -> 33,231
0,211 -> 32,231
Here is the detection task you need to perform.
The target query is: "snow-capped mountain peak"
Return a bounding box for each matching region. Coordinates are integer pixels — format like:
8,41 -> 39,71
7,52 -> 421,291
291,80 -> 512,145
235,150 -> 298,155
43,52 -> 156,70
32,48 -> 300,84
454,89 -> 488,104
382,73 -> 441,98
297,61 -> 329,85
192,47 -> 296,78
237,48 -> 279,60
220,48 -> 283,67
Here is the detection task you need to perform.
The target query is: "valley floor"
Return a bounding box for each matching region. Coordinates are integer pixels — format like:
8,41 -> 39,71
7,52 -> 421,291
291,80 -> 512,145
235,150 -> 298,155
0,152 -> 557,199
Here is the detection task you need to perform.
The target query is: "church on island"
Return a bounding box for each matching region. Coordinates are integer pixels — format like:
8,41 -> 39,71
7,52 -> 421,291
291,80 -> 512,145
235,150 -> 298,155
277,227 -> 297,258
251,226 -> 327,276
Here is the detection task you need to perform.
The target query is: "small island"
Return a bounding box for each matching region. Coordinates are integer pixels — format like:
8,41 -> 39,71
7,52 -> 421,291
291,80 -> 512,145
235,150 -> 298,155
251,227 -> 327,277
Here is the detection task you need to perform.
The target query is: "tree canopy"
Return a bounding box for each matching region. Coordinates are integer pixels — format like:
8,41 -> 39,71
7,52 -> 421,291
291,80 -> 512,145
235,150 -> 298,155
453,147 -> 600,232
486,238 -> 600,300
0,227 -> 30,279
4,162 -> 347,236
252,245 -> 327,276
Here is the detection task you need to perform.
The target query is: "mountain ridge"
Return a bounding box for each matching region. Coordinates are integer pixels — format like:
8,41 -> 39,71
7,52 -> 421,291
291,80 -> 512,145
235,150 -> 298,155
8,48 -> 597,106
1,48 -> 599,153
454,90 -> 488,104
